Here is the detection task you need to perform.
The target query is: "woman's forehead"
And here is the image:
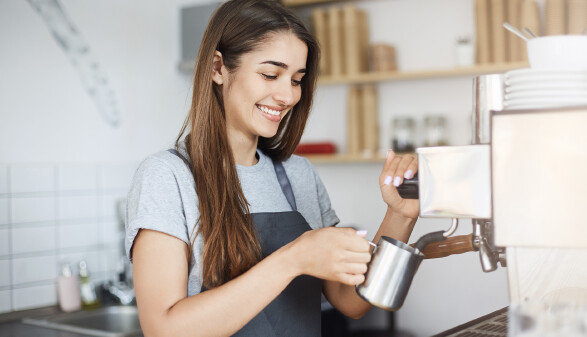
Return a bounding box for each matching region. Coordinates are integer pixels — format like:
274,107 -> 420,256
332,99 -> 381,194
244,32 -> 308,70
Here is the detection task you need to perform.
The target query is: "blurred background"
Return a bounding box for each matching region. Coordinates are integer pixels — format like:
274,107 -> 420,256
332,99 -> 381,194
4,0 -> 567,335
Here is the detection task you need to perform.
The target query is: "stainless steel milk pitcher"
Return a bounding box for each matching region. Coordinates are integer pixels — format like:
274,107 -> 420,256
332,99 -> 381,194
356,219 -> 459,311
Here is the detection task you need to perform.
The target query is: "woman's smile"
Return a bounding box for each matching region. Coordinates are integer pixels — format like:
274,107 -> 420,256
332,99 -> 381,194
256,104 -> 286,122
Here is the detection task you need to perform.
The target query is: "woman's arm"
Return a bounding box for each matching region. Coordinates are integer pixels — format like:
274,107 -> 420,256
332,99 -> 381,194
133,225 -> 370,337
324,151 -> 419,318
133,229 -> 298,337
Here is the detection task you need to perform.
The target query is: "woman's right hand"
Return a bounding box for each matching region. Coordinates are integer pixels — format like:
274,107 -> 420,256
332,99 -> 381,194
287,227 -> 372,286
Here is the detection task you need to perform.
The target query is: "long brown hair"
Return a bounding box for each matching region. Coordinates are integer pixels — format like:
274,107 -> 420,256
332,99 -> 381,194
175,0 -> 319,288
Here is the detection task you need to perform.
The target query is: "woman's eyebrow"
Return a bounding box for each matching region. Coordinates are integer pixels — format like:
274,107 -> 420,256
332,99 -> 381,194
260,60 -> 306,73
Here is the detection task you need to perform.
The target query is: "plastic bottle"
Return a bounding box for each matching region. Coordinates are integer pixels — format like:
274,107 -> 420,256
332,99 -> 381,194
79,260 -> 100,309
57,262 -> 81,312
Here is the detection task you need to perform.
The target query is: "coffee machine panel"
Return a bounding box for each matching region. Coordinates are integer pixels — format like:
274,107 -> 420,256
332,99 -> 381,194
492,106 -> 587,249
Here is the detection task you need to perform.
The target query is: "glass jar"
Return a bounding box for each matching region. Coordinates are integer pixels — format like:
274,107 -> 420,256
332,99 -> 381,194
391,117 -> 416,152
424,115 -> 448,147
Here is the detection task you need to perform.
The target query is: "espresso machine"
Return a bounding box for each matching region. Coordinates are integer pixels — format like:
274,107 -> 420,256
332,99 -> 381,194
358,73 -> 587,334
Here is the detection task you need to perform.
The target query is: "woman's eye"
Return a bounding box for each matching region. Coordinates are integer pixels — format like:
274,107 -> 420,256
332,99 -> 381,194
292,79 -> 302,86
262,74 -> 277,80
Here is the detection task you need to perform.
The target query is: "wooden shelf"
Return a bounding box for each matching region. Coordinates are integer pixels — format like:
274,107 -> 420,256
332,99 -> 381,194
318,62 -> 529,85
302,154 -> 386,164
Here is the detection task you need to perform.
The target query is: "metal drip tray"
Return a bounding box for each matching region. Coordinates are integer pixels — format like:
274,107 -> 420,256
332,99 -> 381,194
433,307 -> 508,337
22,305 -> 142,337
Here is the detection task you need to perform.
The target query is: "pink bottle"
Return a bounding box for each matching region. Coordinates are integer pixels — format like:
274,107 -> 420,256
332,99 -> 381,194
57,262 -> 82,312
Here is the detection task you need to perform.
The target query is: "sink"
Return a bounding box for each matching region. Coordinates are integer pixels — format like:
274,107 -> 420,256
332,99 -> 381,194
22,305 -> 142,337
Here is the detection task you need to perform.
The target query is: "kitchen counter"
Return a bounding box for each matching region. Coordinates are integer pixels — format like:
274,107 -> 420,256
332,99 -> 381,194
0,305 -> 143,337
0,306 -> 82,337
432,306 -> 508,337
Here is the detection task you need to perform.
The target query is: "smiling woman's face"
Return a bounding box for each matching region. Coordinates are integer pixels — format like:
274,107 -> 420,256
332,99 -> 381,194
216,31 -> 308,144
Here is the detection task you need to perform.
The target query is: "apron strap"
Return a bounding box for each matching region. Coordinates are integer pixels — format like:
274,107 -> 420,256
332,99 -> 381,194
167,149 -> 191,169
271,159 -> 297,212
167,149 -> 297,211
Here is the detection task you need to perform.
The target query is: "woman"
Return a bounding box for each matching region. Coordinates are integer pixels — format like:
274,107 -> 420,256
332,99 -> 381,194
126,0 -> 419,336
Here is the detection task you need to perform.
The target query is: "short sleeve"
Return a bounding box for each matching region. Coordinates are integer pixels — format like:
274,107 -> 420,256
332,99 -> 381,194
125,156 -> 190,261
310,164 -> 340,228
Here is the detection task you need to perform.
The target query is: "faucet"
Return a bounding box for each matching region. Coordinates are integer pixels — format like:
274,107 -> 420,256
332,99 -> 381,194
102,198 -> 135,305
102,257 -> 135,305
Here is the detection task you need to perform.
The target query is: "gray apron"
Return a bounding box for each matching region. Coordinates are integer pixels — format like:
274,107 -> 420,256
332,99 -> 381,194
168,149 -> 322,336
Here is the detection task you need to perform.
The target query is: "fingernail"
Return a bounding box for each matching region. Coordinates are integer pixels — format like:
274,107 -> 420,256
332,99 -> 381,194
386,150 -> 393,158
404,169 -> 413,179
393,176 -> 402,187
356,230 -> 368,236
383,176 -> 392,185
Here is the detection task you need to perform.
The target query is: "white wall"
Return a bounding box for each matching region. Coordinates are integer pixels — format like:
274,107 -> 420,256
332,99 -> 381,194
0,0 -> 509,335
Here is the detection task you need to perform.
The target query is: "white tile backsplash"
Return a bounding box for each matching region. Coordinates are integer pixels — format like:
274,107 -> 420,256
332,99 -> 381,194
0,165 -> 8,195
0,229 -> 9,256
0,198 -> 8,225
10,165 -> 55,194
58,195 -> 98,220
2,161 -> 135,312
100,219 -> 123,245
98,164 -> 137,191
0,260 -> 10,287
12,255 -> 57,285
58,251 -> 104,278
13,284 -> 57,311
11,226 -> 56,255
11,196 -> 55,224
0,290 -> 11,314
58,165 -> 98,192
58,222 -> 99,249
100,193 -> 126,219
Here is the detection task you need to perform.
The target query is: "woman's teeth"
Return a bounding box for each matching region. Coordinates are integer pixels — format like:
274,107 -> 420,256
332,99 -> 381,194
258,105 -> 281,116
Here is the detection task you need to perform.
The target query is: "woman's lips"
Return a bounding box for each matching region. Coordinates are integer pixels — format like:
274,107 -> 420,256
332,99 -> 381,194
256,104 -> 283,122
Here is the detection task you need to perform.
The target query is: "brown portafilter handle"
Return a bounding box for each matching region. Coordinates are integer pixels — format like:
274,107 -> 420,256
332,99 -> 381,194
397,174 -> 419,199
411,234 -> 475,259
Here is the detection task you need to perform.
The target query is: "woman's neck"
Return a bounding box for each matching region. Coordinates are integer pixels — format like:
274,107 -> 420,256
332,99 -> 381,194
228,132 -> 259,166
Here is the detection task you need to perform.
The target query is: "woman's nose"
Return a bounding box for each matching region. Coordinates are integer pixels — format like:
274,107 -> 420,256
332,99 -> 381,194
273,80 -> 296,106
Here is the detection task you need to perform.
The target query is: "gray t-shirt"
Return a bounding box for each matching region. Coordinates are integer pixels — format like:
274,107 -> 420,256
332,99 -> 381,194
125,142 -> 340,295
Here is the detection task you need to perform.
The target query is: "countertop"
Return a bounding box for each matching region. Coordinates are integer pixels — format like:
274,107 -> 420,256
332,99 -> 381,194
0,306 -> 84,337
0,305 -> 143,337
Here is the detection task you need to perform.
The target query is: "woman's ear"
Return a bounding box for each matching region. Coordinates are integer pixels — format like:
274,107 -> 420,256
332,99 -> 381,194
212,51 -> 224,85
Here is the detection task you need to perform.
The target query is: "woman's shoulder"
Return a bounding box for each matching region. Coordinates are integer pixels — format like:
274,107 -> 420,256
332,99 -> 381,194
281,153 -> 318,181
284,153 -> 314,170
137,147 -> 191,175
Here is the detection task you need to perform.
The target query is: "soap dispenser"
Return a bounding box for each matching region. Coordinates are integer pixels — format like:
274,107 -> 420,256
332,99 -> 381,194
78,260 -> 100,309
57,262 -> 81,312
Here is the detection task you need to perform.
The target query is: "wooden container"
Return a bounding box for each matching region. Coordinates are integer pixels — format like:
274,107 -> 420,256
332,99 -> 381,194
347,86 -> 362,155
568,0 -> 587,35
311,8 -> 329,76
507,0 -> 524,62
371,44 -> 397,72
327,6 -> 344,76
521,0 -> 541,62
546,0 -> 566,35
361,85 -> 379,156
358,9 -> 370,73
475,0 -> 491,64
343,5 -> 361,75
490,0 -> 507,63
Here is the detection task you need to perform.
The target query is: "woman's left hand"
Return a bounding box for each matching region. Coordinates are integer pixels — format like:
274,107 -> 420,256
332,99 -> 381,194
379,150 -> 419,219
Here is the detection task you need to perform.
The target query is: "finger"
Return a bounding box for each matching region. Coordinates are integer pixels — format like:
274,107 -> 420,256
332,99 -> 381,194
404,156 -> 418,179
391,154 -> 417,187
380,152 -> 402,186
338,273 -> 365,286
342,262 -> 368,275
342,251 -> 372,264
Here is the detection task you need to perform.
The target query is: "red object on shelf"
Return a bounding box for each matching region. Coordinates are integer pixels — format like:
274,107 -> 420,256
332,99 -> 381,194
294,142 -> 337,155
